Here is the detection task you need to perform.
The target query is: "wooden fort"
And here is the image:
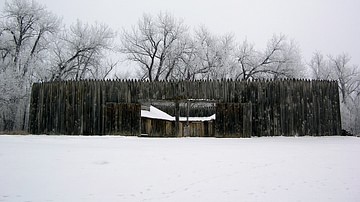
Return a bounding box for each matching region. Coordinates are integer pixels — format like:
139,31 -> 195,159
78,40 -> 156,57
29,79 -> 342,137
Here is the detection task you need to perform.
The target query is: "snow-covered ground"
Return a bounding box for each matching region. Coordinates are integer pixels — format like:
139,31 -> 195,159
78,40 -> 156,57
0,135 -> 359,202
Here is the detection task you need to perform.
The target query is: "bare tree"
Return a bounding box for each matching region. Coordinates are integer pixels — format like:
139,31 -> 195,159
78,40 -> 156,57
0,0 -> 60,131
194,27 -> 235,79
49,20 -> 116,81
308,52 -> 332,80
307,52 -> 360,134
170,35 -> 198,80
329,53 -> 359,103
316,53 -> 360,134
233,39 -> 258,80
308,52 -> 359,103
233,34 -> 303,80
1,0 -> 60,75
266,37 -> 303,79
120,12 -> 188,81
175,27 -> 235,80
161,34 -> 192,80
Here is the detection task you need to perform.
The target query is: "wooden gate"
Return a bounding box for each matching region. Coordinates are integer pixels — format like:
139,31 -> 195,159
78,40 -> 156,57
105,103 -> 141,136
216,103 -> 252,138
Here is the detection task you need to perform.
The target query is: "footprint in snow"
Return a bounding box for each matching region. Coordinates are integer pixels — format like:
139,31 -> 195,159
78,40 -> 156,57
93,161 -> 109,165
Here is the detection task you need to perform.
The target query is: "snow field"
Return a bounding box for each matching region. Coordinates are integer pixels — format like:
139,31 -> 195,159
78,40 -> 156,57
0,135 -> 359,202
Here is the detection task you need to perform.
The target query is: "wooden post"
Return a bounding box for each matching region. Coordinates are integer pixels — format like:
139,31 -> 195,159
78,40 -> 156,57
174,100 -> 180,137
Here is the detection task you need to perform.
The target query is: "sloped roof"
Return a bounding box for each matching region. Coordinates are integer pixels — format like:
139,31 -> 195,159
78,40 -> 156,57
141,106 -> 175,121
141,105 -> 215,122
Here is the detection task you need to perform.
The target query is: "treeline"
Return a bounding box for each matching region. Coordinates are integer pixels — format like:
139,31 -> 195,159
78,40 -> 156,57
0,0 -> 359,134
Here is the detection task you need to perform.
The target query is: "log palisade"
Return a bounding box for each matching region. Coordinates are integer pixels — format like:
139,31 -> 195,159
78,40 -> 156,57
29,79 -> 341,137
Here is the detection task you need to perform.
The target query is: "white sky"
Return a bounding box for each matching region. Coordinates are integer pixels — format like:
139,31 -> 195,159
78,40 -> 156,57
1,0 -> 359,66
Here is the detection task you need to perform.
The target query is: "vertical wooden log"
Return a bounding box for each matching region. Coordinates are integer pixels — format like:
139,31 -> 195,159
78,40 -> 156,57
242,102 -> 252,138
174,100 -> 180,137
215,103 -> 223,138
29,83 -> 39,134
101,81 -> 106,135
234,103 -> 241,137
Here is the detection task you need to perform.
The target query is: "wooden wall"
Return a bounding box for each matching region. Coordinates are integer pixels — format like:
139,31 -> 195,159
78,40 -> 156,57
216,80 -> 341,137
29,80 -> 140,135
141,118 -> 175,137
141,118 -> 214,137
29,79 -> 341,137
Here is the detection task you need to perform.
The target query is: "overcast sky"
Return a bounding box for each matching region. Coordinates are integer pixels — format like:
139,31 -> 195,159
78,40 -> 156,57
1,0 -> 359,66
